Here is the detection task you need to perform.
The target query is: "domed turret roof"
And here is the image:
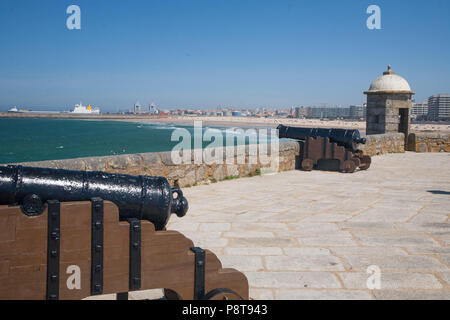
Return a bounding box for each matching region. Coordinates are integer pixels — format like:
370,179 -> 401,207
364,66 -> 415,94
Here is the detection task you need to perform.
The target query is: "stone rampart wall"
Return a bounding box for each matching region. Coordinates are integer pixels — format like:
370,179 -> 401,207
14,141 -> 299,187
360,133 -> 405,156
407,132 -> 450,152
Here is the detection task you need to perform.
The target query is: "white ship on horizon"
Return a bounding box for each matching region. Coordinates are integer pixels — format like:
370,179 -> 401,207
71,103 -> 100,114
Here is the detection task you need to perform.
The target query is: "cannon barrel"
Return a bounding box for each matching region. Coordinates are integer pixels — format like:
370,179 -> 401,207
277,124 -> 366,152
0,165 -> 188,230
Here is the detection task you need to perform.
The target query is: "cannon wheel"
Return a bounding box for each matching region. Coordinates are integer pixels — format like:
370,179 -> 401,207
359,155 -> 371,170
163,289 -> 182,300
162,288 -> 244,300
342,160 -> 356,173
301,159 -> 314,171
351,157 -> 361,168
203,288 -> 245,300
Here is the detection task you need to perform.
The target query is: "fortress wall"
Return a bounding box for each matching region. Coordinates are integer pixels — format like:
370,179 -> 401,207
360,133 -> 405,156
407,132 -> 450,153
14,141 -> 299,188
10,133 -> 433,187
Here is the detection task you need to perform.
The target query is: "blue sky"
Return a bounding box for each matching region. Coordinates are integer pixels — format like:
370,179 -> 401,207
0,0 -> 449,111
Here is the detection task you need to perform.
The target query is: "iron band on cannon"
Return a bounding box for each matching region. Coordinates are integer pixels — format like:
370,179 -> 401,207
0,166 -> 248,300
277,124 -> 371,173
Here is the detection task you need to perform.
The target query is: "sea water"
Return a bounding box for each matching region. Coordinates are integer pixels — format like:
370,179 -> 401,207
0,118 -> 271,164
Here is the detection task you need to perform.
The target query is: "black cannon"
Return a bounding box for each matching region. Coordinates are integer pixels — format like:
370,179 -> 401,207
277,124 -> 371,173
0,165 -> 188,230
277,124 -> 366,152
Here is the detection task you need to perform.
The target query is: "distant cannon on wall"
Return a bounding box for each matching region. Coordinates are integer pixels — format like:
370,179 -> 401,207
277,125 -> 371,173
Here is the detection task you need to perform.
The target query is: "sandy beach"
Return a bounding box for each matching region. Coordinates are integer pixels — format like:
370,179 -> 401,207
1,112 -> 449,133
125,116 -> 450,133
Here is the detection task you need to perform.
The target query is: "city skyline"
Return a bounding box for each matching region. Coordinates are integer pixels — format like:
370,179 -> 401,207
1,0 -> 449,111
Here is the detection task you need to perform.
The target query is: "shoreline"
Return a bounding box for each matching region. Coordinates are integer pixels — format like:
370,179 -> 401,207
1,112 -> 450,133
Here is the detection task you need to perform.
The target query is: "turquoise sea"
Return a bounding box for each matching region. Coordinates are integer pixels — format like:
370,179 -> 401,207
0,118 -> 271,164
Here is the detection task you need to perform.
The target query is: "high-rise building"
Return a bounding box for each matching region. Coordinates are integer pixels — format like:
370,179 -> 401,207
309,106 -> 350,119
427,94 -> 450,121
349,105 -> 366,119
294,106 -> 308,118
411,102 -> 428,119
134,101 -> 142,114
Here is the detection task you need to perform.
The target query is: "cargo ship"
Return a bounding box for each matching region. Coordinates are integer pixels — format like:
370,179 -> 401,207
71,103 -> 100,114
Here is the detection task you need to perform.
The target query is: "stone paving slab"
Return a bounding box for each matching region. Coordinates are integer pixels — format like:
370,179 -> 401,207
244,271 -> 342,289
372,290 -> 450,300
338,272 -> 443,289
442,273 -> 450,285
165,152 -> 450,300
275,289 -> 374,300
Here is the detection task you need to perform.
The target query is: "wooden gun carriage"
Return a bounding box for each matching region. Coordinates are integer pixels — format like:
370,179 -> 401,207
0,166 -> 248,300
298,136 -> 371,173
0,200 -> 248,300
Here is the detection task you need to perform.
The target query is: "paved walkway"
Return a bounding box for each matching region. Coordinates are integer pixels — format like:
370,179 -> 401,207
167,152 -> 450,300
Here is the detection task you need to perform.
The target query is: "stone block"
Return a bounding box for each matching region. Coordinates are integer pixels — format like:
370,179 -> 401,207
249,289 -> 274,300
181,231 -> 229,248
223,231 -> 274,238
199,223 -> 231,232
84,157 -> 107,171
225,247 -> 283,256
20,160 -> 60,168
418,143 -> 428,153
352,230 -> 440,247
429,146 -> 441,152
275,289 -> 373,300
373,290 -> 450,300
177,168 -> 196,187
245,272 -> 341,289
54,159 -> 86,170
338,272 -> 443,289
212,165 -> 225,181
340,254 -> 447,272
167,221 -> 199,232
330,247 -> 407,256
230,237 -> 297,247
159,151 -> 179,166
105,155 -> 128,170
141,152 -> 161,167
441,273 -> 450,285
226,164 -> 239,177
265,255 -> 345,271
218,255 -> 264,272
299,235 -> 357,246
232,222 -> 289,232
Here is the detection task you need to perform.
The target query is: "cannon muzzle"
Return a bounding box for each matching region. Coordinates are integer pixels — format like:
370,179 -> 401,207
0,165 -> 189,230
277,124 -> 366,152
